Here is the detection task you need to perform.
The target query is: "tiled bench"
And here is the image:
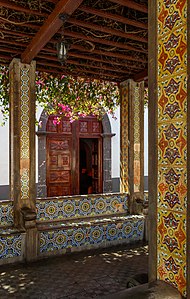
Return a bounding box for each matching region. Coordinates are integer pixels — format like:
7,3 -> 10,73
0,201 -> 25,265
36,193 -> 145,257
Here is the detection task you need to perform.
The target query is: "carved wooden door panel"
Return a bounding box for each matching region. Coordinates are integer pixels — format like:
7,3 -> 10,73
47,137 -> 72,197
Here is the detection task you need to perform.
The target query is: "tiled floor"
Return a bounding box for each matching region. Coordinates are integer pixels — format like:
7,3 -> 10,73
0,242 -> 148,299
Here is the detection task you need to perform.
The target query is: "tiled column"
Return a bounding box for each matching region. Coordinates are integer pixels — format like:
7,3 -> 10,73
9,58 -> 36,247
120,79 -> 144,198
149,1 -> 189,297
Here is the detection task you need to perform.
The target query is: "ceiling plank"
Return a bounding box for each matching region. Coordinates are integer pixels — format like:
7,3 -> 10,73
21,0 -> 84,64
68,17 -> 148,43
79,5 -> 148,30
109,0 -> 148,13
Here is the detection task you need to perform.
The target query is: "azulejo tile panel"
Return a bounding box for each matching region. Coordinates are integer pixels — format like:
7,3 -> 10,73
0,233 -> 23,259
120,84 -> 129,193
157,208 -> 186,296
158,75 -> 187,123
20,66 -> 30,201
0,202 -> 14,227
36,194 -> 129,221
157,1 -> 187,296
158,26 -> 187,80
157,1 -> 187,37
39,216 -> 144,253
157,166 -> 187,213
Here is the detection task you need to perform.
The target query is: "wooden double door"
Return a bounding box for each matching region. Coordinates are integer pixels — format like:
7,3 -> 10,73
46,116 -> 103,197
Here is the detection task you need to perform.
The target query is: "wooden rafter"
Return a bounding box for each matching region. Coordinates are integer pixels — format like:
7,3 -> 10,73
64,30 -> 147,53
79,5 -> 148,30
68,17 -> 148,44
0,0 -> 47,17
70,45 -> 147,63
109,0 -> 148,13
21,0 -> 84,63
0,36 -> 147,64
0,0 -> 148,83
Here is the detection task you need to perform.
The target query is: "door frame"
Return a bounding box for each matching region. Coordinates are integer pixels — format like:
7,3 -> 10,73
37,111 -> 114,197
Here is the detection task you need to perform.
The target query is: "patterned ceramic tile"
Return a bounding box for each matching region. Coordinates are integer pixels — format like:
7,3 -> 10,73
0,202 -> 14,227
157,1 -> 187,295
158,26 -> 187,80
39,216 -> 144,254
157,248 -> 186,297
36,194 -> 129,222
157,209 -> 186,255
0,233 -> 23,259
120,83 -> 129,193
158,74 -> 187,123
158,166 -> 187,212
158,121 -> 187,167
157,1 -> 187,37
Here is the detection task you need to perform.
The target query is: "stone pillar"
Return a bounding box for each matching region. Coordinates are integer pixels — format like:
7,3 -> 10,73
149,1 -> 189,297
120,79 -> 144,200
102,133 -> 115,193
36,111 -> 48,197
9,58 -> 37,261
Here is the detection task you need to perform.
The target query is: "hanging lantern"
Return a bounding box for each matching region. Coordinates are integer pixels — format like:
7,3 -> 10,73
57,39 -> 69,65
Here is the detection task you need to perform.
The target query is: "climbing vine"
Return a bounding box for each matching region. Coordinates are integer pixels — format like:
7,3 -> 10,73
0,66 -> 120,125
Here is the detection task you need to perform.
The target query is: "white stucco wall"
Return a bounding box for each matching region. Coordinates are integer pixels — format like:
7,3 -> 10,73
0,113 -> 9,185
108,107 -> 120,178
144,107 -> 148,176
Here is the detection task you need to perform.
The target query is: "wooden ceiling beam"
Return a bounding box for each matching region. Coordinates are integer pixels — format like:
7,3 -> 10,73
0,36 -> 147,64
37,57 -> 132,74
36,60 -> 123,79
70,45 -> 147,63
0,0 -> 47,17
68,17 -> 148,44
0,45 -> 144,71
39,52 -> 140,69
109,0 -> 148,14
133,69 -> 148,82
67,52 -> 142,70
64,30 -> 147,54
79,5 -> 148,30
21,0 -> 84,64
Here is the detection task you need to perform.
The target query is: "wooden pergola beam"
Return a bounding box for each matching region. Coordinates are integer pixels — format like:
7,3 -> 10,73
0,0 -> 47,16
70,45 -> 147,63
67,52 -> 143,70
21,0 -> 84,64
133,69 -> 148,82
64,30 -> 147,53
36,60 -> 123,79
109,0 -> 148,14
79,5 -> 148,30
0,37 -> 147,64
68,17 -> 148,44
37,57 -> 132,74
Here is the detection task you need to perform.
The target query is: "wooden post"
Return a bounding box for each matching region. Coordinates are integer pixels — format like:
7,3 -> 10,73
149,0 -> 189,297
120,80 -> 144,212
9,58 -> 37,261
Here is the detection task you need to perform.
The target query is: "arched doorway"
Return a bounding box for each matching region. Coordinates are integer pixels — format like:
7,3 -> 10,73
37,112 -> 114,197
46,116 -> 103,196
